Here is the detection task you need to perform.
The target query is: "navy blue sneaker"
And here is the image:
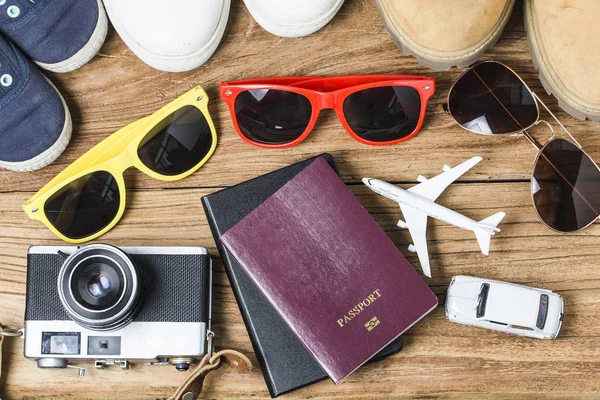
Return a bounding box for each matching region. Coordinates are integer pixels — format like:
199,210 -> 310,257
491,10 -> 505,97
0,0 -> 107,73
0,34 -> 71,171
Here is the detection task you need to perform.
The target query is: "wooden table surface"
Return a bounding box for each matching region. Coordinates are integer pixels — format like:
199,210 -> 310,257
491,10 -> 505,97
2,1 -> 600,398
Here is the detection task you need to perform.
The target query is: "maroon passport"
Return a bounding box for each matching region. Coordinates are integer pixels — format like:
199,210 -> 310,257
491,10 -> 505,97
220,158 -> 438,384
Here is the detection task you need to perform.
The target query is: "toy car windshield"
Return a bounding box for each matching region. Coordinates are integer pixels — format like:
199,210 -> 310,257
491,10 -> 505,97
536,294 -> 549,329
476,283 -> 490,318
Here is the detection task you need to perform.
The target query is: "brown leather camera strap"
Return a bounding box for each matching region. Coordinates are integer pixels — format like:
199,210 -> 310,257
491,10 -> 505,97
170,349 -> 252,400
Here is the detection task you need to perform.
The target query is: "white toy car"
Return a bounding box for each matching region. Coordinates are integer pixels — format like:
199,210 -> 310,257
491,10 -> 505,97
445,275 -> 564,339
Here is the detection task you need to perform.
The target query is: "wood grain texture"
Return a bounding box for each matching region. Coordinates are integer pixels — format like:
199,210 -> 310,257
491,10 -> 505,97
2,0 -> 600,398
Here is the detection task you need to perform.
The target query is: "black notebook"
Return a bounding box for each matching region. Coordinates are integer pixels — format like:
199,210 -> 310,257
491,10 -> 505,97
201,154 -> 403,397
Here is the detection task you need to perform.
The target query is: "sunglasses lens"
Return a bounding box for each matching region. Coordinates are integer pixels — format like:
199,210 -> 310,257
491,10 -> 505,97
234,89 -> 312,145
532,139 -> 600,232
44,171 -> 120,240
138,105 -> 214,176
448,62 -> 538,134
344,86 -> 421,142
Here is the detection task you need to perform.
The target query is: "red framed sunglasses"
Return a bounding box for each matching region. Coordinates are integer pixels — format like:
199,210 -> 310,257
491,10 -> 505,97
220,75 -> 435,148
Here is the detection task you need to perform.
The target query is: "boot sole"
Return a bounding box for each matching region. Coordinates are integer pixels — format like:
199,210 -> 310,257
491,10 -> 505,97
374,0 -> 516,70
0,79 -> 72,172
524,0 -> 600,123
36,0 -> 108,73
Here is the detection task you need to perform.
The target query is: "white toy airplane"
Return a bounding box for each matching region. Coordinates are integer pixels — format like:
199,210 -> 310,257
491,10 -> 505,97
363,156 -> 505,278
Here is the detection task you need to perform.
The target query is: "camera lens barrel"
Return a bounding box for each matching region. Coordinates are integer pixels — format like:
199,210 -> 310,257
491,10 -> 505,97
57,244 -> 141,331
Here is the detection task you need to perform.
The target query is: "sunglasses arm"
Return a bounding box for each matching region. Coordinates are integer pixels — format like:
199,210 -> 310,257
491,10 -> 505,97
532,92 -> 582,148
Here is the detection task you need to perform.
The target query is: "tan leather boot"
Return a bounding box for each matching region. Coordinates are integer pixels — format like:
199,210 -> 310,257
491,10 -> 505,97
525,0 -> 600,122
374,0 -> 516,69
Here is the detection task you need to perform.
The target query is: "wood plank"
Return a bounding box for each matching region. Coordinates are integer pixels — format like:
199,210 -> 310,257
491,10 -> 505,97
1,0 -> 600,193
1,183 -> 599,399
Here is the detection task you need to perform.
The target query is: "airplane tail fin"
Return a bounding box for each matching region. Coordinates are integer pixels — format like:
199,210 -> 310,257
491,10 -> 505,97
479,212 -> 506,231
474,212 -> 506,255
475,231 -> 492,256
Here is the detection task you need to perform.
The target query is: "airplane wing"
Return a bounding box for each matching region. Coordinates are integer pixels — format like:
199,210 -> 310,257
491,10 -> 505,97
399,203 -> 432,278
407,156 -> 483,201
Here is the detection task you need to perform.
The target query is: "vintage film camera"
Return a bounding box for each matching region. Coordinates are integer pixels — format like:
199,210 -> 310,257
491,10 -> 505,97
23,244 -> 212,373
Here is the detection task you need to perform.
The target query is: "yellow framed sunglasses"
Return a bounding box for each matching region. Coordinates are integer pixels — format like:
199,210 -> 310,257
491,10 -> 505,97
23,86 -> 217,244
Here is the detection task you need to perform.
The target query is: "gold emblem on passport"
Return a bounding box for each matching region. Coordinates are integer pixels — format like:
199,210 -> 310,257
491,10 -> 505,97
365,316 -> 380,332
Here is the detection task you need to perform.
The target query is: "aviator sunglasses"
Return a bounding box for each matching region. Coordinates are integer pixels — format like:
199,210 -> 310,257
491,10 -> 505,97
220,75 -> 435,147
443,61 -> 600,233
23,86 -> 217,243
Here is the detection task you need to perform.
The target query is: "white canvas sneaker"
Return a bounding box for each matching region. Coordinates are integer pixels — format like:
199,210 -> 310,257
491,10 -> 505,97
244,0 -> 345,37
104,0 -> 230,72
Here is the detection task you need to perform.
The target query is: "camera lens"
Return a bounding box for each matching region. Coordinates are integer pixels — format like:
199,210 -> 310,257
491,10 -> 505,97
73,261 -> 123,311
87,271 -> 111,298
58,244 -> 141,331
